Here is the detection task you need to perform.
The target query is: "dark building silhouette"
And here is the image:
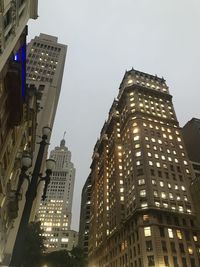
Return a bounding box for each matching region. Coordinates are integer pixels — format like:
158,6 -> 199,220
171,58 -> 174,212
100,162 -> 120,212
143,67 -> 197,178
79,175 -> 91,255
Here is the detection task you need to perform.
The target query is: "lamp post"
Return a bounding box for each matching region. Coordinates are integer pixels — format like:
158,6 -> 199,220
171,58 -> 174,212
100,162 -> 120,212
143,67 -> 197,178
9,126 -> 54,267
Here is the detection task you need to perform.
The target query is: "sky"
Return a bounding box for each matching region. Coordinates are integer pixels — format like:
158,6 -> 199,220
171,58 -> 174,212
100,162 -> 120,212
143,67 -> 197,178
28,0 -> 200,230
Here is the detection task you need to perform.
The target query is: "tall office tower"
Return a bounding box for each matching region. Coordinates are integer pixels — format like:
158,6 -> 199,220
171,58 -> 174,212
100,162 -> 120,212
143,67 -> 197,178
79,174 -> 92,255
88,69 -> 200,267
37,138 -> 78,251
182,118 -> 200,224
0,1 -> 38,264
26,34 -> 67,219
26,33 -> 67,129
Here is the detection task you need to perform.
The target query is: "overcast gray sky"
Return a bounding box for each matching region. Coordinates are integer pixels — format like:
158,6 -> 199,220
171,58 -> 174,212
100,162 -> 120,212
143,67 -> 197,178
28,0 -> 200,230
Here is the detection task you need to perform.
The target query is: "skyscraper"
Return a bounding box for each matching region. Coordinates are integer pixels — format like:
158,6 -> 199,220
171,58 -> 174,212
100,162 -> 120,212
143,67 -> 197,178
37,138 -> 78,251
26,33 -> 67,220
87,69 -> 200,267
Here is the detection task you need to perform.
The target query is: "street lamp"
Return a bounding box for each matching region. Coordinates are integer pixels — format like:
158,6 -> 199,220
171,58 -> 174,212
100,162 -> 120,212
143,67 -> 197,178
9,126 -> 53,267
39,159 -> 56,201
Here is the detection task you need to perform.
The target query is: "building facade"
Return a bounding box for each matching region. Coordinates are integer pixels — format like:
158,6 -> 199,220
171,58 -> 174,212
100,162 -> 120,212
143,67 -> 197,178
182,118 -> 200,224
0,0 -> 38,263
37,139 -> 78,251
0,0 -> 38,72
2,34 -> 67,263
87,69 -> 200,267
79,174 -> 92,255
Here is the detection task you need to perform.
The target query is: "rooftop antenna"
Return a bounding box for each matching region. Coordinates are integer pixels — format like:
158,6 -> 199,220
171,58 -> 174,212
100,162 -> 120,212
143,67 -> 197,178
63,131 -> 66,140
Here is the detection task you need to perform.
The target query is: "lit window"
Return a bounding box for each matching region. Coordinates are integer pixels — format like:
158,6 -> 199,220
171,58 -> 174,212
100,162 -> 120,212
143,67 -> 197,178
128,79 -> 133,84
169,193 -> 173,199
138,179 -> 145,185
133,127 -> 139,133
163,203 -> 168,208
160,181 -> 164,187
120,196 -> 124,201
179,206 -> 184,212
175,185 -> 179,190
134,135 -> 140,141
141,202 -> 148,208
188,247 -> 193,255
144,227 -> 151,237
181,186 -> 186,191
161,192 -> 166,199
156,162 -> 161,167
155,201 -> 160,207
152,179 -> 156,185
168,183 -> 172,188
168,228 -> 173,238
149,161 -> 153,166
176,230 -> 182,239
154,191 -> 158,197
140,190 -> 146,197
143,214 -> 149,222
193,235 -> 198,242
136,151 -> 142,157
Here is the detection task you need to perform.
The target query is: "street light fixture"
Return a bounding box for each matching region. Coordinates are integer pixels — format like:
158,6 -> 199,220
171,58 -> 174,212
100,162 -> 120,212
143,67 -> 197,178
39,158 -> 56,201
9,126 -> 54,267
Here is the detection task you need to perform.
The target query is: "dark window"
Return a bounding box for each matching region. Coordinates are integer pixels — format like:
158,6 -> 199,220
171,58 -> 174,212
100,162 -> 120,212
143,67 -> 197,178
165,172 -> 169,179
164,256 -> 169,266
147,256 -> 155,266
182,258 -> 187,267
146,240 -> 153,251
184,230 -> 190,241
161,241 -> 167,252
151,169 -> 155,176
174,217 -> 179,226
4,9 -> 12,28
173,256 -> 178,267
179,243 -> 185,253
137,168 -> 144,176
190,258 -> 196,267
170,242 -> 176,253
159,227 -> 165,237
182,218 -> 187,226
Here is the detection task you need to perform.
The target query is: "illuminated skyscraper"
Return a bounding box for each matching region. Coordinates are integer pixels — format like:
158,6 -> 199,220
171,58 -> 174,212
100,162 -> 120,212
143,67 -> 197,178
87,69 -> 200,267
37,138 -> 78,251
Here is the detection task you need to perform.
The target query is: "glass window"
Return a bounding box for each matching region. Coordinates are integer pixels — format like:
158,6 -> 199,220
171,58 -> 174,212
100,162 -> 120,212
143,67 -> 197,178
146,240 -> 153,251
168,228 -> 174,238
176,230 -> 182,239
147,256 -> 155,266
144,227 -> 151,237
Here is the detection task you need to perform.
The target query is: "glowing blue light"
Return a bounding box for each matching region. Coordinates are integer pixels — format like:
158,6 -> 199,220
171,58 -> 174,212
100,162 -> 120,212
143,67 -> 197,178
13,52 -> 20,62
